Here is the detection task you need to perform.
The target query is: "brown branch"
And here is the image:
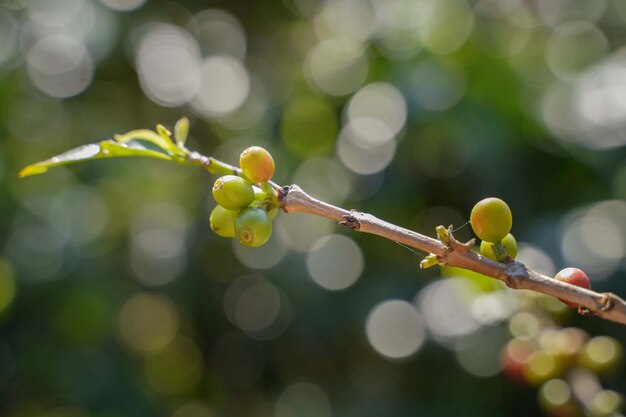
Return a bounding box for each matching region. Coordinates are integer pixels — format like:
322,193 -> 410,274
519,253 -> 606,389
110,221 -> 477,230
279,184 -> 626,326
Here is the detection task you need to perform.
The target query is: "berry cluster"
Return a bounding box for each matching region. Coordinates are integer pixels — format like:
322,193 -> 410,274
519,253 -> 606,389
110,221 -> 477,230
470,197 -> 518,262
209,147 -> 278,247
470,198 -> 592,308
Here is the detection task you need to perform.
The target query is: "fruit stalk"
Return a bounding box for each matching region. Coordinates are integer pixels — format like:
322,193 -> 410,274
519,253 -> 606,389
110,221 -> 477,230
186,151 -> 281,191
279,185 -> 626,326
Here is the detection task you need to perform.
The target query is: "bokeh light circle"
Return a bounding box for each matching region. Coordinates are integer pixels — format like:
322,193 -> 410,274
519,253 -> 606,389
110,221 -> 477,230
26,34 -> 94,98
191,56 -> 250,119
516,243 -> 557,277
276,383 -> 331,417
304,37 -> 369,96
315,0 -> 374,42
337,120 -> 397,175
365,300 -> 425,359
117,292 -> 179,353
129,202 -> 189,287
0,10 -> 19,66
277,213 -> 334,253
6,222 -> 66,283
194,9 -> 247,60
540,379 -> 572,407
346,82 -> 407,141
538,0 -> 607,27
292,157 -> 351,205
455,325 -> 507,377
372,0 -> 423,59
99,0 -> 146,12
135,24 -> 201,106
306,234 -> 364,291
560,201 -> 626,279
418,0 -> 474,55
546,21 -> 607,80
223,276 -> 281,333
417,278 -> 481,344
411,57 -> 466,111
48,185 -> 108,244
542,49 -> 626,150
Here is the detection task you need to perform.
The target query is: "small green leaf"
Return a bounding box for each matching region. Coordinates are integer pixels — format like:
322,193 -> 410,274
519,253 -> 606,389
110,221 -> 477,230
436,225 -> 450,244
19,163 -> 52,178
114,129 -> 182,157
174,117 -> 189,147
19,140 -> 172,178
419,254 -> 440,270
100,140 -> 173,160
156,124 -> 173,143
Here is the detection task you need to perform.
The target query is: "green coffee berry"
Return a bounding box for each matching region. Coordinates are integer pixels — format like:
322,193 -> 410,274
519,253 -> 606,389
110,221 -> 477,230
212,175 -> 254,211
235,207 -> 272,247
209,205 -> 238,238
470,197 -> 513,243
480,233 -> 518,261
239,146 -> 275,183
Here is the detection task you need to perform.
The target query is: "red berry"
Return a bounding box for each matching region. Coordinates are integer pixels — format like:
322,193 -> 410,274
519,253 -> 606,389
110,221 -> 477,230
553,267 -> 591,307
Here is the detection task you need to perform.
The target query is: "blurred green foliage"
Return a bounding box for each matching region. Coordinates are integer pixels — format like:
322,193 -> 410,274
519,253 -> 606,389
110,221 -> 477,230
1,0 -> 626,416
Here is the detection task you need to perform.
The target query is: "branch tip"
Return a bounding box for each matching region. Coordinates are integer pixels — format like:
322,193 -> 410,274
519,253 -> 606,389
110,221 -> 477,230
447,228 -> 475,253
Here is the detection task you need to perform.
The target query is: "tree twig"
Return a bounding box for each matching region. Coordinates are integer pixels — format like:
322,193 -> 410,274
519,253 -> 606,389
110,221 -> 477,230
279,184 -> 626,326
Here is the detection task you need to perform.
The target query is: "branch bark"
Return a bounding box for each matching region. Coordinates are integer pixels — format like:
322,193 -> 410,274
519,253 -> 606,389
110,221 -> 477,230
279,184 -> 626,326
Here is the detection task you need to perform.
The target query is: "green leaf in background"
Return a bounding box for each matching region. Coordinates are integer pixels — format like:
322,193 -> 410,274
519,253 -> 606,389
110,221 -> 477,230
19,140 -> 173,178
18,118 -> 195,178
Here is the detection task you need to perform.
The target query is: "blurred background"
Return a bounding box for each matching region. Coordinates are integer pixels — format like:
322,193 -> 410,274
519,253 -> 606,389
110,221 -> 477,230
1,0 -> 626,416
